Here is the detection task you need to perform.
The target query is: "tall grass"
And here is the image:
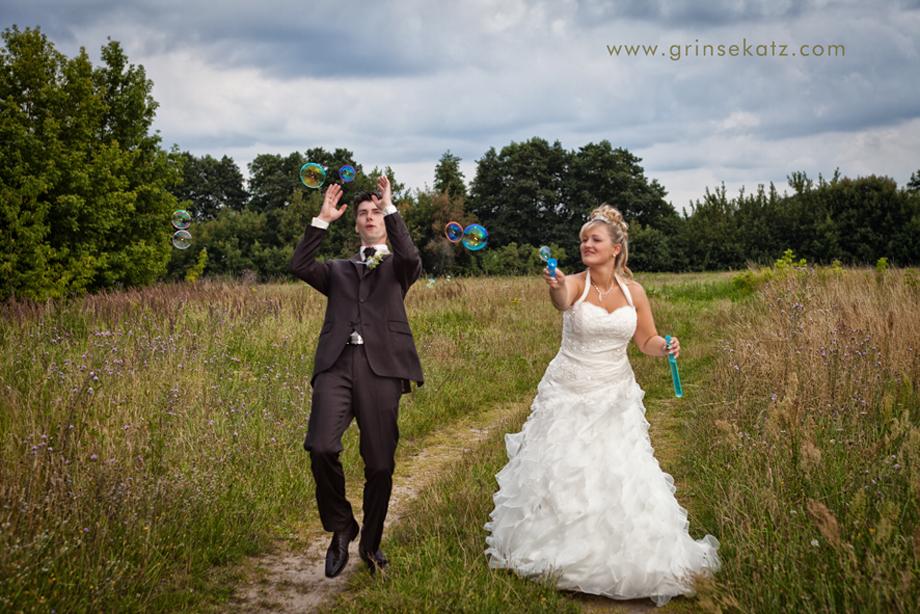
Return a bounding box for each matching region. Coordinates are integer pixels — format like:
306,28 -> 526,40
10,266 -> 913,613
686,266 -> 920,612
1,281 -> 323,612
0,275 -> 561,613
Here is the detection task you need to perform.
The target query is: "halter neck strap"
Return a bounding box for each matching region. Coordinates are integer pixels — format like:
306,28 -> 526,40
577,270 -> 592,303
616,274 -> 633,307
578,270 -> 633,307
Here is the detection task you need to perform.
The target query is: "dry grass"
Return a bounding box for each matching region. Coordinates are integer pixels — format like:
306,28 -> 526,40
8,265 -> 914,613
686,266 -> 920,613
0,274 -> 561,613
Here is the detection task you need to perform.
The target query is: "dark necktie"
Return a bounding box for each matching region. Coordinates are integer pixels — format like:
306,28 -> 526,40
363,247 -> 376,261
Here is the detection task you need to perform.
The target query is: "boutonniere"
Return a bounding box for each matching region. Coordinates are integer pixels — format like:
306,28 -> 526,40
366,252 -> 386,270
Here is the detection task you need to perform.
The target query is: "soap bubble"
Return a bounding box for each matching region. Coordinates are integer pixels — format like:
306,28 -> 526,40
172,210 -> 191,230
461,224 -> 488,251
539,246 -> 551,262
426,277 -> 436,288
339,165 -> 356,182
445,222 -> 463,242
300,163 -> 326,189
445,274 -> 452,282
172,230 -> 192,250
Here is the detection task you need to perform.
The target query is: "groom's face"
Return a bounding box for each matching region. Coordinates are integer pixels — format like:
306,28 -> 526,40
355,198 -> 388,247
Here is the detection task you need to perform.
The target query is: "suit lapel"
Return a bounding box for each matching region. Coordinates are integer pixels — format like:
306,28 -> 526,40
349,254 -> 365,277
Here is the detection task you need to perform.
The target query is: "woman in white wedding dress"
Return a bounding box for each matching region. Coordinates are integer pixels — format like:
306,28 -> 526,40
485,205 -> 720,607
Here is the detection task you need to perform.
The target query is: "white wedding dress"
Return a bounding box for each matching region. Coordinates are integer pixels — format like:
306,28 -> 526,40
485,272 -> 720,607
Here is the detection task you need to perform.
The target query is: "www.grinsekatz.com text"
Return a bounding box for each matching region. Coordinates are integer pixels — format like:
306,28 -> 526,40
608,39 -> 845,61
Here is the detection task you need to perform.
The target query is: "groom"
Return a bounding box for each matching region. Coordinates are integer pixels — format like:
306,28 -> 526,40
289,175 -> 424,578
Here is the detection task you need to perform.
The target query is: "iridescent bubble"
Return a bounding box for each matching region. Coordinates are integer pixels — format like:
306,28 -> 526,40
445,222 -> 463,242
172,210 -> 191,230
426,277 -> 436,288
339,165 -> 356,182
300,163 -> 326,189
539,246 -> 551,262
461,224 -> 488,251
172,230 -> 192,250
445,274 -> 452,282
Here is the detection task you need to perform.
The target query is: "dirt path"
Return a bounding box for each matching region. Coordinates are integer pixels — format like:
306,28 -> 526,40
229,403 -> 514,614
229,400 -> 667,614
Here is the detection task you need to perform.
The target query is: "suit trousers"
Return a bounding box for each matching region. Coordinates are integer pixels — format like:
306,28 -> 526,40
304,344 -> 402,554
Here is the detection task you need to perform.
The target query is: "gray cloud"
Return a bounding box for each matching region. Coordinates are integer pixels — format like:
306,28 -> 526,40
5,0 -> 919,209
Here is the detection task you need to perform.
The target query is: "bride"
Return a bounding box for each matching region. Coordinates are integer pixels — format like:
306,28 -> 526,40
484,205 -> 720,607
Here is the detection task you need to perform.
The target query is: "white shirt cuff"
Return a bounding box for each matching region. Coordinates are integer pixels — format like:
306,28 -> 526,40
311,217 -> 330,230
382,205 -> 398,216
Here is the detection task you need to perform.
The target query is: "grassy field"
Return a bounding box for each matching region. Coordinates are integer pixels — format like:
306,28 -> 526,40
1,266 -> 918,613
684,265 -> 920,613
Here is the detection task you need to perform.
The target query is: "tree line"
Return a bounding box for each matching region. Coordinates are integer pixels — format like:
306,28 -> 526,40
3,27 -> 920,302
167,145 -> 920,283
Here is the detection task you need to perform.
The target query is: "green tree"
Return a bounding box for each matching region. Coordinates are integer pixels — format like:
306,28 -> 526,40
570,141 -> 679,232
468,138 -> 574,252
404,190 -> 476,274
678,171 -> 920,271
171,152 -> 248,220
628,223 -> 675,272
246,148 -> 379,251
467,138 -> 678,272
433,150 -> 467,198
246,151 -> 307,217
0,26 -> 180,301
907,170 -> 920,192
166,208 -> 290,280
679,184 -> 747,270
820,173 -> 919,265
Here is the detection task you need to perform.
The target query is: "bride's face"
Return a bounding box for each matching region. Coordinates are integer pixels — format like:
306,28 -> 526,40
580,226 -> 621,267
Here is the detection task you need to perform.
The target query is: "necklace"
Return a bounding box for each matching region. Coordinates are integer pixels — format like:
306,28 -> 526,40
592,280 -> 615,298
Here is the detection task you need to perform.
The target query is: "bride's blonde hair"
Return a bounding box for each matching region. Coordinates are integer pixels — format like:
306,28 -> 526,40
580,204 -> 632,279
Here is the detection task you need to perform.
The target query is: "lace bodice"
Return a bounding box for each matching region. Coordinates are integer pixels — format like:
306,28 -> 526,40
561,302 -> 636,356
545,273 -> 637,386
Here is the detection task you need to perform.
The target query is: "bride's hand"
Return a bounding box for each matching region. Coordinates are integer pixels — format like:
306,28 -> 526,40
665,336 -> 680,359
543,267 -> 564,288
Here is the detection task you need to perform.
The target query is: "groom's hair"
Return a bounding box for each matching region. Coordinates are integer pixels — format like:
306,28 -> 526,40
352,191 -> 382,218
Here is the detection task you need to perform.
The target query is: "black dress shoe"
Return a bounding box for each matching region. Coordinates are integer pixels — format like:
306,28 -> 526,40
325,519 -> 359,578
359,547 -> 388,573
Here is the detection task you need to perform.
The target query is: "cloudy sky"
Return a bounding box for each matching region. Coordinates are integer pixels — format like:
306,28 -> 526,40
6,0 -> 920,211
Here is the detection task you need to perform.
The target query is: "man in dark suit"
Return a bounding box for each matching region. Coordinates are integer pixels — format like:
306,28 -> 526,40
289,175 -> 423,578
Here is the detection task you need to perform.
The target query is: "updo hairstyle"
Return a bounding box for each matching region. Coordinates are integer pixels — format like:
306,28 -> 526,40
579,204 -> 632,279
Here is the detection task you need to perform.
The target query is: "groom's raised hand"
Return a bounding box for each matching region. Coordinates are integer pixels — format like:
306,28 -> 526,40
377,175 -> 394,210
318,183 -> 346,224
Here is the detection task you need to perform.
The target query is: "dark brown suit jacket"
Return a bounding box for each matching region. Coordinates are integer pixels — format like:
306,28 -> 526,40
289,211 -> 424,389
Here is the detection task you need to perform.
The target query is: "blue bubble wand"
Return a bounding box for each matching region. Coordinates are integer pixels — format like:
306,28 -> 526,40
539,246 -> 557,276
665,335 -> 682,398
